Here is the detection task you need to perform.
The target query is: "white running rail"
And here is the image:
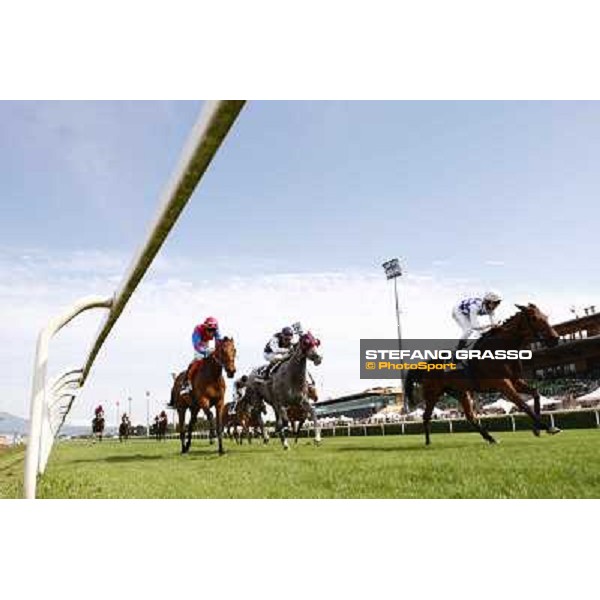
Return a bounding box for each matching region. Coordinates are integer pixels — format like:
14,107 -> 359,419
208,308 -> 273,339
24,100 -> 246,498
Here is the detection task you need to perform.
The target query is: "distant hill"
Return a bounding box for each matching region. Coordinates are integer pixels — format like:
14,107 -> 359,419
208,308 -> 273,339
0,411 -> 28,434
0,412 -> 90,437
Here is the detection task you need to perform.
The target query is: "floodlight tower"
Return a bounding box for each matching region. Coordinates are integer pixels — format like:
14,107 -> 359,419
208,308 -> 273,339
382,258 -> 407,410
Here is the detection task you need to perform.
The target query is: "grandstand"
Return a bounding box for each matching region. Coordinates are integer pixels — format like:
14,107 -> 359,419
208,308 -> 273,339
523,308 -> 600,397
315,387 -> 403,419
526,309 -> 600,379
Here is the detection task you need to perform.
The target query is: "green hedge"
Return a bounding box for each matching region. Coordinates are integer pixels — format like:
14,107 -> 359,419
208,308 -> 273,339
295,410 -> 599,439
553,410 -> 598,429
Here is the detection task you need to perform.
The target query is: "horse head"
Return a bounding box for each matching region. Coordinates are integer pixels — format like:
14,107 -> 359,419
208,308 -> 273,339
514,303 -> 560,347
299,331 -> 323,366
214,336 -> 237,378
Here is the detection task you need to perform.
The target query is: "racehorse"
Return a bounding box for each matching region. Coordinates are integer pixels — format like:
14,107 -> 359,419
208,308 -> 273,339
247,331 -> 322,449
92,415 -> 105,442
405,303 -> 562,446
156,413 -> 168,441
235,386 -> 270,444
170,337 -> 237,455
222,386 -> 269,445
118,421 -> 130,442
223,403 -> 241,442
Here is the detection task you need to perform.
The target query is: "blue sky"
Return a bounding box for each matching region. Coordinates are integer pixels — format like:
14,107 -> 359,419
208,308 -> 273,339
3,101 -> 599,287
1,101 -> 599,422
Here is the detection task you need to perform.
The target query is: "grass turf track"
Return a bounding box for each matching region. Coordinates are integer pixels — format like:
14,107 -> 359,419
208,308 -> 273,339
1,430 -> 599,499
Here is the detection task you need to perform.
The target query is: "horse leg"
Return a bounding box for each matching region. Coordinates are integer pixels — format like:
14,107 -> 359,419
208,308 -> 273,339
178,408 -> 187,453
305,399 -> 321,445
421,389 -> 436,446
279,405 -> 290,450
204,408 -> 216,445
272,402 -> 289,450
514,378 -> 542,437
258,413 -> 269,444
186,407 -> 199,453
500,380 -> 561,435
460,391 -> 497,444
220,403 -> 226,455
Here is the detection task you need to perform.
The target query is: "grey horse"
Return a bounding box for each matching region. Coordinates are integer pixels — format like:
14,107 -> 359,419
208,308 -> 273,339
247,331 -> 323,449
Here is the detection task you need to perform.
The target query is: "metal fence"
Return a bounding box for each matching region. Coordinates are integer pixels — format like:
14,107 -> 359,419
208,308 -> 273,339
24,101 -> 246,498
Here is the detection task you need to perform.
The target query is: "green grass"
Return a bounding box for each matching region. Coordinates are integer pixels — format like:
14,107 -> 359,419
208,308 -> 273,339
2,430 -> 600,498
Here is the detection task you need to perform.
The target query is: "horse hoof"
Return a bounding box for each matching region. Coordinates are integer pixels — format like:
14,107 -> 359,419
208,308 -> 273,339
533,428 -> 541,437
488,438 -> 499,445
547,427 -> 562,435
313,439 -> 321,446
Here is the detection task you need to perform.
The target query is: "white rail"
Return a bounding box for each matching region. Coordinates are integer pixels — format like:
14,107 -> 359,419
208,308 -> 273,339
24,100 -> 246,498
24,295 -> 113,499
81,100 -> 245,384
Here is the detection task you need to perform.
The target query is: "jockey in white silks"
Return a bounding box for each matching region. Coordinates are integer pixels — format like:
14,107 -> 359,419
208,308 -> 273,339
261,322 -> 318,384
264,326 -> 297,363
452,291 -> 502,349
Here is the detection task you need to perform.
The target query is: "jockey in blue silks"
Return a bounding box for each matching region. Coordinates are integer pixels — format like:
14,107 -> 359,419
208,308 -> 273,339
452,291 -> 502,349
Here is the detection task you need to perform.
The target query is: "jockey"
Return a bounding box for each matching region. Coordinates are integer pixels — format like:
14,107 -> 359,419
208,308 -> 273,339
452,291 -> 502,349
258,324 -> 304,380
94,405 -> 104,417
233,375 -> 248,402
181,316 -> 222,394
264,326 -> 296,363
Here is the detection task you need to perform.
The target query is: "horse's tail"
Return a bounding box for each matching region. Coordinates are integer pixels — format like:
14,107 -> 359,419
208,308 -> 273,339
404,370 -> 422,410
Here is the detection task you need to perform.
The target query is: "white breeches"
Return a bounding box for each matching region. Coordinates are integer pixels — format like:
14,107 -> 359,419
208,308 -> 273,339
264,351 -> 288,363
452,306 -> 476,341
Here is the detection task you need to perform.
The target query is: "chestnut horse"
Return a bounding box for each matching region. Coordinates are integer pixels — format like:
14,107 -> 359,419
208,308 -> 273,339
170,337 -> 237,455
405,304 -> 561,445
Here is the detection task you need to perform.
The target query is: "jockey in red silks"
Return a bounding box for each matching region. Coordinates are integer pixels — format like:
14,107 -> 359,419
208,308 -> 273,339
182,316 -> 222,393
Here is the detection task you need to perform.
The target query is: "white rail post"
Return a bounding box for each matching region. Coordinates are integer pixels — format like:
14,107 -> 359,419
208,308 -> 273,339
24,101 -> 245,499
24,296 -> 113,499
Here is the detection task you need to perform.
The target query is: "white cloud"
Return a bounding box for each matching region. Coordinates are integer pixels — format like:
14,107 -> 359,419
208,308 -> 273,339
0,248 -> 595,428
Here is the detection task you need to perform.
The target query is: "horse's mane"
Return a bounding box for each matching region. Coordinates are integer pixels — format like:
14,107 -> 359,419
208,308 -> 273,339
479,307 -> 528,340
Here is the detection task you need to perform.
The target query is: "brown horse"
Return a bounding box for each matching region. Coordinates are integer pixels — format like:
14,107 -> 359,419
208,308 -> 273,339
92,415 -> 105,441
405,304 -> 561,445
223,403 -> 241,441
223,386 -> 269,445
171,337 -> 237,455
236,386 -> 270,444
